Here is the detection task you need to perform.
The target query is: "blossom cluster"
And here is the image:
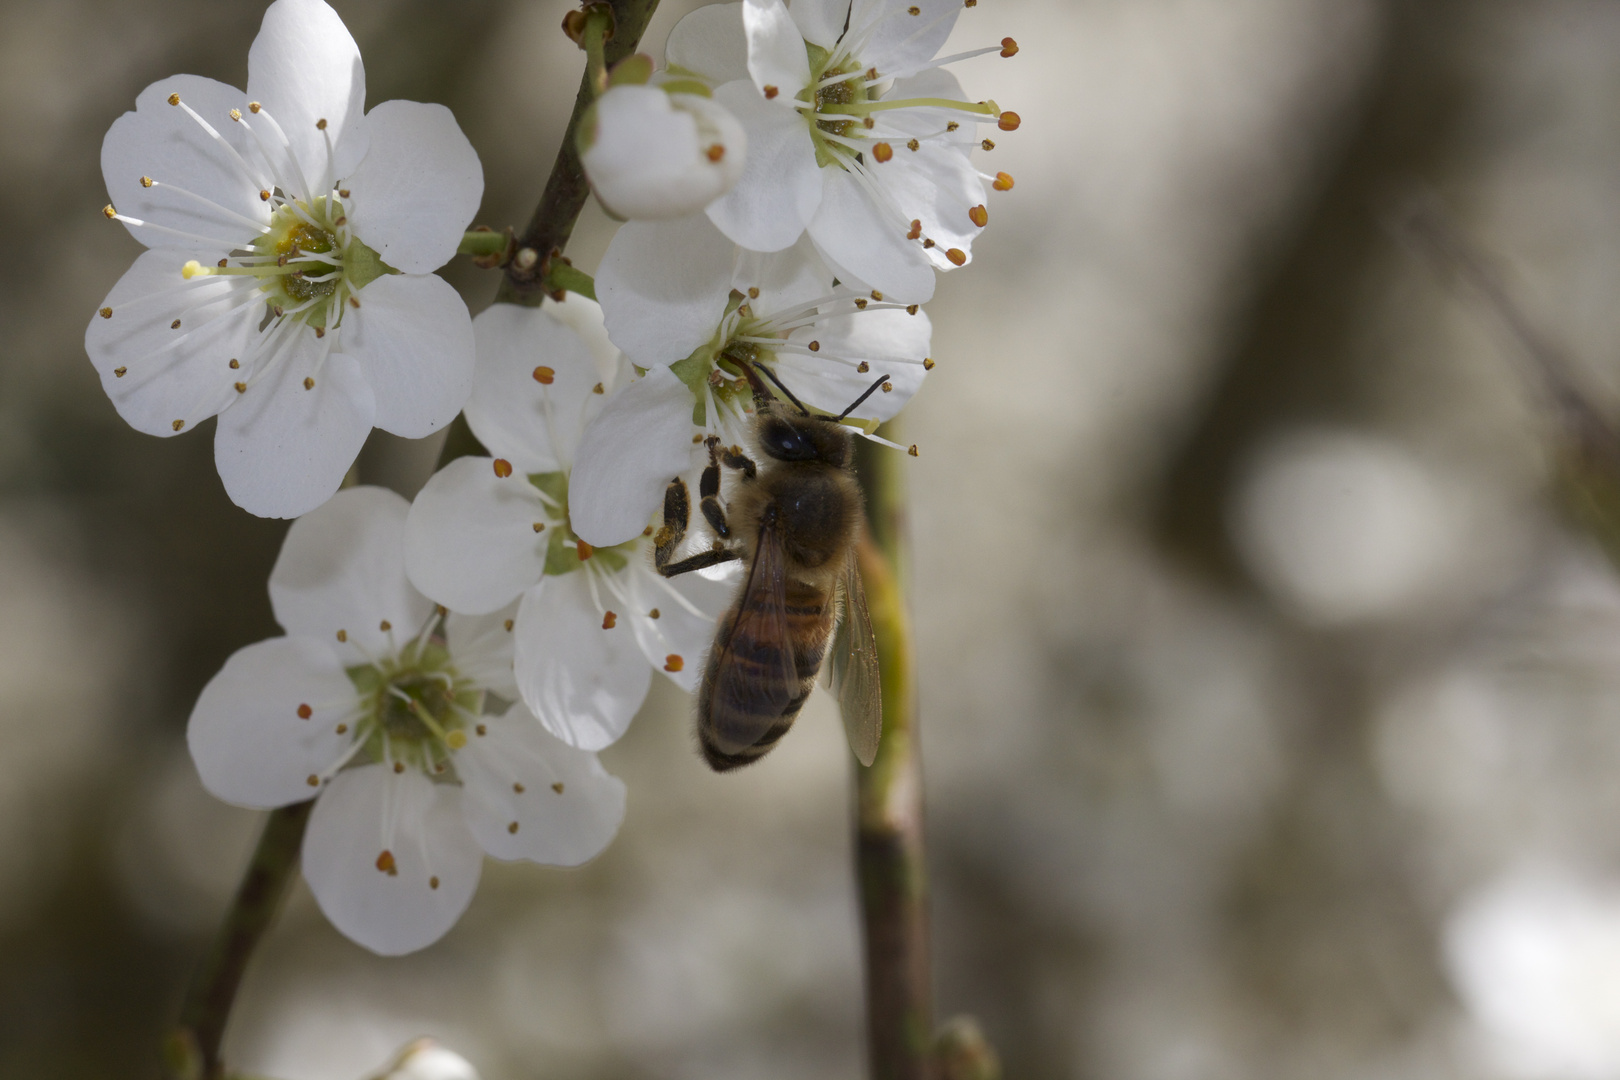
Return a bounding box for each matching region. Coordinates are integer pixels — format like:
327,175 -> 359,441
90,0 -> 1013,953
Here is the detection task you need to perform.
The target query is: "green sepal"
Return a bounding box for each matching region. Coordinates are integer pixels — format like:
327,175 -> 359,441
803,43 -> 832,92
343,238 -> 395,294
575,100 -> 602,156
609,53 -> 655,87
659,78 -> 713,98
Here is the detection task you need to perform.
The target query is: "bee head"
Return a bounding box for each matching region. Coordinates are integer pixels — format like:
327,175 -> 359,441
738,362 -> 887,469
756,405 -> 853,467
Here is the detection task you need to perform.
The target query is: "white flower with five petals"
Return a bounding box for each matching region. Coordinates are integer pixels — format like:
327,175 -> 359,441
87,0 -> 483,518
405,297 -> 736,751
187,486 -> 624,956
665,0 -> 1013,303
569,221 -> 930,546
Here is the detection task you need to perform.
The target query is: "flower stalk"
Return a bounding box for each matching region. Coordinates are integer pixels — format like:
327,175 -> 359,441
855,423 -> 935,1080
498,0 -> 664,306
165,800 -> 313,1080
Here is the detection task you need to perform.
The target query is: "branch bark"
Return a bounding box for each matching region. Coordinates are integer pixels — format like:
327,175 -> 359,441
167,801 -> 314,1080
496,0 -> 664,306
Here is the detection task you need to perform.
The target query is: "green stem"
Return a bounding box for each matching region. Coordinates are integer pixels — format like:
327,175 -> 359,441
855,422 -> 935,1080
545,261 -> 597,301
497,0 -> 664,306
456,229 -> 511,260
166,802 -> 314,1080
583,8 -> 611,98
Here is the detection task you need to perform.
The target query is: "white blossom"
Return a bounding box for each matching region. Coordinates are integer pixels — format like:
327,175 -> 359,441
664,0 -> 1015,303
88,0 -> 483,518
188,486 -> 623,956
369,1039 -> 480,1080
404,297 -> 736,751
581,78 -> 747,220
571,217 -> 930,546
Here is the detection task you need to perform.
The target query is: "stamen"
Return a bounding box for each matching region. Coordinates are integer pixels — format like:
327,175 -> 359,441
105,211 -> 240,251
142,178 -> 271,234
169,96 -> 273,196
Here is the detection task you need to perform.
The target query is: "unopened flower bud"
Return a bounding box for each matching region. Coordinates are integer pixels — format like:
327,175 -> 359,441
580,84 -> 746,220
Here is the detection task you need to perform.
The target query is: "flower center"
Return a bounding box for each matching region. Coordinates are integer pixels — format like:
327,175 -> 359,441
348,639 -> 482,775
183,195 -> 393,329
527,470 -> 639,574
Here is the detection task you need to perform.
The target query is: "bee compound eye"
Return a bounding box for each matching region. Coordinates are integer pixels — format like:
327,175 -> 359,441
764,426 -> 808,458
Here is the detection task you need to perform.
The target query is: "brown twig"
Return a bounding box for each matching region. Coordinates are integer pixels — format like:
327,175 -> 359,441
166,802 -> 314,1080
855,425 -> 935,1080
496,0 -> 664,306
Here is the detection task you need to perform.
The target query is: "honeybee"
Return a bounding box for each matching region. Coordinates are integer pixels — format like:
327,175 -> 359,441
654,363 -> 887,771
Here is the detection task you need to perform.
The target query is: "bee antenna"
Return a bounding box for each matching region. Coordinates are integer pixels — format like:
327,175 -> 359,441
743,360 -> 812,416
836,373 -> 892,421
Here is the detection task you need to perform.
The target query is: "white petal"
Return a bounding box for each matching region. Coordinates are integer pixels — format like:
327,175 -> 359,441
214,333 -> 378,518
569,367 -> 699,547
789,0 -> 851,49
878,68 -> 977,148
867,138 -> 983,271
542,293 -> 618,383
345,99 -> 484,274
851,0 -> 960,78
807,167 -> 935,303
246,0 -> 370,189
187,636 -> 357,808
102,75 -> 268,250
378,1042 -> 481,1080
705,80 -> 822,252
780,304 -> 929,420
582,87 -> 746,220
623,562 -> 737,693
445,600 -> 521,700
665,2 -> 749,84
514,574 -> 652,751
465,304 -> 601,471
343,273 -> 474,438
85,248 -> 259,437
302,765 -> 482,956
269,486 -> 435,663
596,214 -> 736,368
732,233 -> 837,317
405,456 -> 549,616
457,703 -> 626,865
742,0 -> 812,97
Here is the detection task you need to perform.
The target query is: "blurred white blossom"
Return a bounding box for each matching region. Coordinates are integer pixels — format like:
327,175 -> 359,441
369,1038 -> 480,1080
1446,871 -> 1620,1080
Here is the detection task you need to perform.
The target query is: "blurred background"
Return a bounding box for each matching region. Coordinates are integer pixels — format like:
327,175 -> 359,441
7,0 -> 1620,1076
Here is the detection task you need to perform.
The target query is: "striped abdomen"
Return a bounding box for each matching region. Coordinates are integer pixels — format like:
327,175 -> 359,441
697,580 -> 835,771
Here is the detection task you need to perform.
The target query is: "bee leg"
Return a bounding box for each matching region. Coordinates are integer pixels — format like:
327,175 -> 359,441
700,442 -> 724,498
706,435 -> 756,479
701,495 -> 730,539
656,546 -> 743,578
719,446 -> 757,479
653,477 -> 691,572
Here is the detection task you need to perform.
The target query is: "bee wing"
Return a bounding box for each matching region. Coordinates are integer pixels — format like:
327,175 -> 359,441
829,549 -> 883,767
704,516 -> 801,755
